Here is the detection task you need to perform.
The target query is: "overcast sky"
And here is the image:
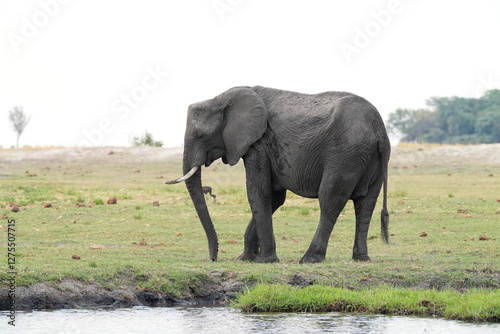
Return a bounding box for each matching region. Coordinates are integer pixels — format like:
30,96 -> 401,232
1,0 -> 499,148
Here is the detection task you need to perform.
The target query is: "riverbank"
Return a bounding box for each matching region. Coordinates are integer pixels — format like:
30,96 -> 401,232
1,145 -> 499,320
2,271 -> 499,322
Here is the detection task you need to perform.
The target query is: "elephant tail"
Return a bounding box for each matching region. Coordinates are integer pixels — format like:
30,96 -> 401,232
379,139 -> 390,244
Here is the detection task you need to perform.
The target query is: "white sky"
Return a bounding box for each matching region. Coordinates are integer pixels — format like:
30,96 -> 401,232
1,0 -> 499,148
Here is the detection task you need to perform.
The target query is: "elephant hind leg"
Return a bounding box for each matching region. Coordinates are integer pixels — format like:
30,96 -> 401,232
300,179 -> 353,264
238,190 -> 287,262
352,177 -> 383,261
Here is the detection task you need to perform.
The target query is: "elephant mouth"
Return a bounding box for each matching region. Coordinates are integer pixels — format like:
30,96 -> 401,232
164,166 -> 199,184
206,147 -> 225,167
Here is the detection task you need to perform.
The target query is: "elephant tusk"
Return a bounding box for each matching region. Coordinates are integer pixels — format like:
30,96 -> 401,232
164,166 -> 199,184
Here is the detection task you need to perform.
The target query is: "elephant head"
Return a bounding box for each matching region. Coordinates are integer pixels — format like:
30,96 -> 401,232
165,87 -> 268,261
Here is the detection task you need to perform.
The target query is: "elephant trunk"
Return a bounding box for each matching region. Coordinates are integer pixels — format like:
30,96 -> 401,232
167,146 -> 218,261
184,165 -> 219,261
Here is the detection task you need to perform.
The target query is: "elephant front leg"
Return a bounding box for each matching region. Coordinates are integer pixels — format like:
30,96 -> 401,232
242,150 -> 279,263
238,189 -> 286,262
247,193 -> 279,263
237,217 -> 259,261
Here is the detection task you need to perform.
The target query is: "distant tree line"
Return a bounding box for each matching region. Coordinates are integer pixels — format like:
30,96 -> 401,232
387,90 -> 500,144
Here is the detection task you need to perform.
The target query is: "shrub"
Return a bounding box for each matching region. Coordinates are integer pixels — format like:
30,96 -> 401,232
132,131 -> 163,147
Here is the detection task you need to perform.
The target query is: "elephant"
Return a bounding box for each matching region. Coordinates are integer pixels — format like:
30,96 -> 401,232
166,86 -> 390,263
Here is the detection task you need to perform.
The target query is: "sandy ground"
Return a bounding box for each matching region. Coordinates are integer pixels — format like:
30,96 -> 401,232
389,144 -> 500,167
0,146 -> 183,174
0,144 -> 499,169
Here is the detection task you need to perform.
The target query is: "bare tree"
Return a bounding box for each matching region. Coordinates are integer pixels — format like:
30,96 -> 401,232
8,106 -> 31,148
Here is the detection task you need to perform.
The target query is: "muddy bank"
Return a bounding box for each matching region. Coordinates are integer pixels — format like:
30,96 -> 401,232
0,273 -> 325,311
0,273 -> 321,311
2,271 -> 499,311
0,276 -> 248,311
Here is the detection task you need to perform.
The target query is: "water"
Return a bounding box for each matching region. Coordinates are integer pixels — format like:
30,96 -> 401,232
1,306 -> 499,334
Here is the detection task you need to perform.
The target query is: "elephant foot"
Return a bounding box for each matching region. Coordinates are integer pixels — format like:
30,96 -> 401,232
352,254 -> 371,262
237,251 -> 257,262
299,253 -> 325,264
254,253 -> 280,263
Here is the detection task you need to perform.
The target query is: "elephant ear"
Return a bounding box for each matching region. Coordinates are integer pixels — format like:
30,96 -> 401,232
219,87 -> 268,166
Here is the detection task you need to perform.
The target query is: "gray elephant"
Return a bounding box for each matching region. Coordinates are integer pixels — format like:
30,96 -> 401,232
166,86 -> 390,263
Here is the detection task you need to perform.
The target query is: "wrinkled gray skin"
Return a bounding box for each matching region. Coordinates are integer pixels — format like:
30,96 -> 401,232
167,86 -> 390,263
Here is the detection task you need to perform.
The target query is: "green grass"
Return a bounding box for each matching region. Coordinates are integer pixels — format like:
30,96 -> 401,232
0,147 -> 499,321
234,284 -> 500,322
392,188 -> 408,197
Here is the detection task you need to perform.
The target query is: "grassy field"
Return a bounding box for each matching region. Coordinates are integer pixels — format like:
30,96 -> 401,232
1,145 -> 499,318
